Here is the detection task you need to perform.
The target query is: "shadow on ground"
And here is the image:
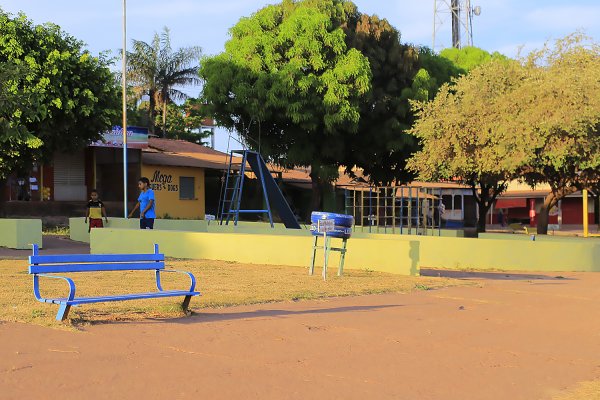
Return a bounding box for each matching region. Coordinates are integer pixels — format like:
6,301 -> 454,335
88,304 -> 403,327
420,268 -> 575,281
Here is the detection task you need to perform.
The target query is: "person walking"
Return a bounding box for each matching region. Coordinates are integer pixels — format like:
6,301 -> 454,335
128,177 -> 156,229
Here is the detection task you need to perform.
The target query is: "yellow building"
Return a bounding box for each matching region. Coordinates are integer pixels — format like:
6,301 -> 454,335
140,139 -> 220,220
140,163 -> 205,219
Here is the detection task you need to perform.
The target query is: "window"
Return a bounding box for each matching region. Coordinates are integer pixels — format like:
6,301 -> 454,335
180,177 -> 195,200
442,195 -> 453,210
454,195 -> 463,210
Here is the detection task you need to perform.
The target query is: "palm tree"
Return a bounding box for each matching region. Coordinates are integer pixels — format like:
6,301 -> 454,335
126,27 -> 201,136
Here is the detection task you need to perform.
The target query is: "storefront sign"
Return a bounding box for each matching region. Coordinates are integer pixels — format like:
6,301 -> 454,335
90,126 -> 148,149
150,170 -> 179,192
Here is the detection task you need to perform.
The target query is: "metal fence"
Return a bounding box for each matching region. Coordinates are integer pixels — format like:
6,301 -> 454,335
343,186 -> 444,235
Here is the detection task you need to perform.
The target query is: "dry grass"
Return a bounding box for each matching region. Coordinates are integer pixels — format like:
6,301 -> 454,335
0,258 -> 468,328
553,380 -> 600,400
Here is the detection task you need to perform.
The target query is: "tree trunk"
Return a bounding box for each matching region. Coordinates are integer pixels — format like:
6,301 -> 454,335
477,203 -> 488,233
162,101 -> 167,137
148,90 -> 157,135
0,178 -> 6,218
309,173 -> 322,217
537,192 -> 556,235
471,185 -> 491,233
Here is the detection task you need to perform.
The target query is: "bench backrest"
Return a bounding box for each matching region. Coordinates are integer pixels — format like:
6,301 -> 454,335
28,244 -> 165,274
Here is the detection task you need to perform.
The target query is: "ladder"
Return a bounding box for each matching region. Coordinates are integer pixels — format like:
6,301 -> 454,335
218,150 -> 301,229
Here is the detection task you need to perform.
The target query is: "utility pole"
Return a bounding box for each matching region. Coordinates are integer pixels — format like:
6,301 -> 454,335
122,0 -> 128,218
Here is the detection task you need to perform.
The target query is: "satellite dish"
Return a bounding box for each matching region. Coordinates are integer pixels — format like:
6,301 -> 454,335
473,6 -> 482,16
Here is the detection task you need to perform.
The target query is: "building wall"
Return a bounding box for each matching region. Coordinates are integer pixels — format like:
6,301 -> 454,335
491,196 -> 594,226
561,197 -> 595,225
141,164 -> 205,219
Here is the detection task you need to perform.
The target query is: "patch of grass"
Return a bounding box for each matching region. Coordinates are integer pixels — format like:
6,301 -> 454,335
553,379 -> 600,400
43,226 -> 70,236
0,258 -> 471,328
414,283 -> 431,291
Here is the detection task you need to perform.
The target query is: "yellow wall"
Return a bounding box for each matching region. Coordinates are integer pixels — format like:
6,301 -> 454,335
141,164 -> 205,219
91,228 -> 418,275
0,219 -> 43,249
91,227 -> 600,274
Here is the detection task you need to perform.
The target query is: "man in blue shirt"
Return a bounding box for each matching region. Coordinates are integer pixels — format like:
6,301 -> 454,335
128,177 -> 156,229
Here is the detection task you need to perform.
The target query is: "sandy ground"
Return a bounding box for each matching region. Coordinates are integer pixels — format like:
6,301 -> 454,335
2,269 -> 600,400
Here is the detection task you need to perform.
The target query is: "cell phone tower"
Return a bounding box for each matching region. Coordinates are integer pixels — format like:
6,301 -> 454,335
433,0 -> 481,50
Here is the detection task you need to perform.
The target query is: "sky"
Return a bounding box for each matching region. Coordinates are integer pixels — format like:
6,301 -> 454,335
2,0 -> 600,151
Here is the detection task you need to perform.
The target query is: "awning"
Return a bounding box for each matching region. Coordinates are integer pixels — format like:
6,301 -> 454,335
495,198 -> 527,208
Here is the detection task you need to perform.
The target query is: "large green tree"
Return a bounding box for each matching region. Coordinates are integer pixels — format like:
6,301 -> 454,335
0,61 -> 42,182
0,10 -> 119,182
338,14 -> 421,185
408,59 -> 533,232
127,27 -> 202,136
340,35 -> 464,185
200,0 -> 371,209
509,35 -> 600,234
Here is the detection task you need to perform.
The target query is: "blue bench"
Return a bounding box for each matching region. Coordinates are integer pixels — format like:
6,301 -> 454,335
28,244 -> 200,321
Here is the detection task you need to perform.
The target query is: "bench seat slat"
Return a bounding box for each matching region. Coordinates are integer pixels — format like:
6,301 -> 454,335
29,262 -> 165,274
29,253 -> 164,264
46,290 -> 200,305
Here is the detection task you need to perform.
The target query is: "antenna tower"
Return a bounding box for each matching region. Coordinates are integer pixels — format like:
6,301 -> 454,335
433,0 -> 481,50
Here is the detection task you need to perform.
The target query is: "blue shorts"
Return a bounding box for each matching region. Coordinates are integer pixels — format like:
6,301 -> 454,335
140,218 -> 155,229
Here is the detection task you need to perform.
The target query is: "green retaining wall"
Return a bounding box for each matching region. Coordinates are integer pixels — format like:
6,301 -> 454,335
90,227 -> 600,274
416,235 -> 599,271
91,228 -> 418,275
0,219 -> 42,249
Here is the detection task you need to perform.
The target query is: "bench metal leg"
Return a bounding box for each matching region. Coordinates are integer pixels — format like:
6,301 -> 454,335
56,303 -> 71,321
181,295 -> 192,311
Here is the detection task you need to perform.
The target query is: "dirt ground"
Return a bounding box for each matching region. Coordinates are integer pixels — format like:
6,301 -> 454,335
2,268 -> 600,400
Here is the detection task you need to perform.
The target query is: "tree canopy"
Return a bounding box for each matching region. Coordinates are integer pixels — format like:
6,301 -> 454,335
127,27 -> 203,136
155,99 -> 213,144
508,35 -> 600,233
440,46 -> 508,73
409,34 -> 600,233
200,0 -> 463,208
0,10 -> 119,178
339,14 -> 433,185
0,61 -> 42,181
408,58 -> 533,232
200,0 -> 372,208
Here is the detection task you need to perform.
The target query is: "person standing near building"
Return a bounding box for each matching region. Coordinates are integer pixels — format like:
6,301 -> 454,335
85,189 -> 108,232
128,177 -> 156,229
498,208 -> 505,227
